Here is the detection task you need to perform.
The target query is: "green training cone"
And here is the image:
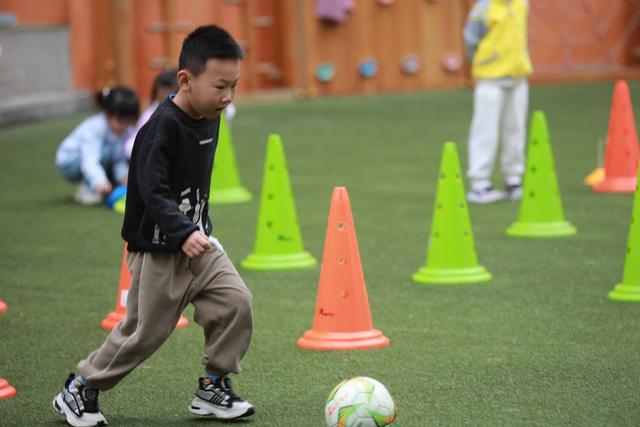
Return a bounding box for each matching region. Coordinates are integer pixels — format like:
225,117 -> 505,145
210,113 -> 252,204
413,142 -> 491,285
506,111 -> 577,237
608,166 -> 640,302
241,134 -> 317,270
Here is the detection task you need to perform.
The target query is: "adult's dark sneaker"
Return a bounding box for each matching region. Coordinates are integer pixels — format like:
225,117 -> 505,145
189,376 -> 255,419
53,373 -> 107,427
505,183 -> 523,201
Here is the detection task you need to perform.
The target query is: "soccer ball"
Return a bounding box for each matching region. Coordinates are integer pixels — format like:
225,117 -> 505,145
325,376 -> 396,427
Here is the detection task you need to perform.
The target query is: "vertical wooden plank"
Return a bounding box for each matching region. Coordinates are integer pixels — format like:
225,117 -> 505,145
214,0 -> 244,37
420,1 -> 439,87
275,0 -> 297,90
252,0 -> 281,90
132,0 -> 167,103
448,0 -> 465,87
68,0 -> 95,91
243,0 -> 258,94
353,0 -> 376,94
164,0 -> 180,67
277,0 -> 315,95
392,0 -> 424,92
305,0 -> 321,95
421,0 -> 463,89
115,0 -> 134,87
299,0 -> 316,96
371,2 -> 415,93
364,1 -> 390,92
99,0 -> 118,88
460,0 -> 472,86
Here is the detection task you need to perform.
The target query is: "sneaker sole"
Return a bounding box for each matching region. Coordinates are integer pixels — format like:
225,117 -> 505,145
189,397 -> 255,419
467,193 -> 507,204
53,393 -> 108,427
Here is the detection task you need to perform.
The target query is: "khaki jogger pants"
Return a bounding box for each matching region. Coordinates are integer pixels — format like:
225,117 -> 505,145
78,244 -> 253,391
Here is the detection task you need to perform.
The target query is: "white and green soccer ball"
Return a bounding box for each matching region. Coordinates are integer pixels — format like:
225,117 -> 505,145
325,376 -> 396,427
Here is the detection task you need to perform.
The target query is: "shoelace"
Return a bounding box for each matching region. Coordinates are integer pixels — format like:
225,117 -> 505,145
65,375 -> 100,415
202,377 -> 240,404
219,377 -> 241,401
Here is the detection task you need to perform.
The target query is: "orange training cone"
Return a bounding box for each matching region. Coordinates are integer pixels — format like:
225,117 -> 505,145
0,298 -> 7,313
592,80 -> 639,193
0,378 -> 16,399
297,187 -> 389,350
101,245 -> 189,330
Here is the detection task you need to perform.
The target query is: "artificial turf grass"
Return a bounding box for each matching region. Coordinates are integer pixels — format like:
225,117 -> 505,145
1,81 -> 640,425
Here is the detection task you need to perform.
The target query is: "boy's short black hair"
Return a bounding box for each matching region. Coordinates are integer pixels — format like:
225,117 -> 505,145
179,25 -> 244,76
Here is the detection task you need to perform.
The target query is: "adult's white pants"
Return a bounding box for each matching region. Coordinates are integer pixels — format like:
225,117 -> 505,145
467,77 -> 529,187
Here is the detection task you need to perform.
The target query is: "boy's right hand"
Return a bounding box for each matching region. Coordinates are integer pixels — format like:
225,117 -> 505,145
181,231 -> 212,258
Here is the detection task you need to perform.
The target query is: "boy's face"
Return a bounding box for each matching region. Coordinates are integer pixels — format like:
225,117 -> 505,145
184,58 -> 240,119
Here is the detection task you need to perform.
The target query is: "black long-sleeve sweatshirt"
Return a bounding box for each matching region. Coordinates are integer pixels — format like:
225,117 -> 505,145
121,96 -> 219,252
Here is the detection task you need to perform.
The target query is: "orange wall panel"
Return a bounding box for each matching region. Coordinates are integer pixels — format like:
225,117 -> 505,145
304,0 -> 466,97
9,0 -> 640,99
529,0 -> 640,76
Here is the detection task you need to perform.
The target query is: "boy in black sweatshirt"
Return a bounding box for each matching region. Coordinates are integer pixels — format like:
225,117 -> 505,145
53,25 -> 254,427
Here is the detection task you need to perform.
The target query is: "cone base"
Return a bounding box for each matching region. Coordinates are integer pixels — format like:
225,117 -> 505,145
297,329 -> 389,350
592,176 -> 637,193
100,311 -> 125,330
241,252 -> 317,270
608,283 -> 640,302
212,187 -> 253,204
101,312 -> 189,329
0,379 -> 16,399
412,265 -> 492,285
0,300 -> 7,313
506,221 -> 577,237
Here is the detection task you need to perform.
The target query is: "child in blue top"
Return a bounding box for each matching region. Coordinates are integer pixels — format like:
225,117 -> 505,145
55,86 -> 139,205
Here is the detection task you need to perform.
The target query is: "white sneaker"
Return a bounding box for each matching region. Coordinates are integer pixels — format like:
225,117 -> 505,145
189,376 -> 255,419
53,374 -> 108,427
467,186 -> 507,204
74,184 -> 103,206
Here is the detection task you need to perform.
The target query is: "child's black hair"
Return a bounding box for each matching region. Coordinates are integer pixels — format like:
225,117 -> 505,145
150,69 -> 178,101
95,85 -> 140,120
178,25 -> 244,76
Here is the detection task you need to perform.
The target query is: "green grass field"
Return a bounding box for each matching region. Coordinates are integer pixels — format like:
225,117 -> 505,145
1,81 -> 640,426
